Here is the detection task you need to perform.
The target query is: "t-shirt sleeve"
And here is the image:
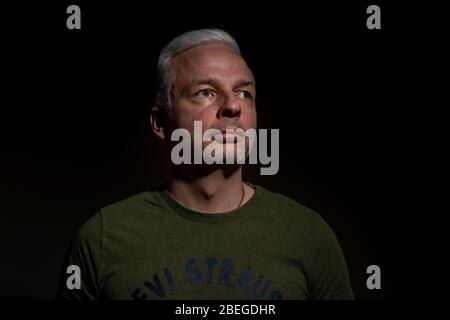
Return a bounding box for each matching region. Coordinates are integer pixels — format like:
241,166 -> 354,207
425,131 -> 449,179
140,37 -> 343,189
56,212 -> 103,300
307,214 -> 354,300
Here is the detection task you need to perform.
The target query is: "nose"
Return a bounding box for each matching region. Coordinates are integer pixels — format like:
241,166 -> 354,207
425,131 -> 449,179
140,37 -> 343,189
218,91 -> 241,119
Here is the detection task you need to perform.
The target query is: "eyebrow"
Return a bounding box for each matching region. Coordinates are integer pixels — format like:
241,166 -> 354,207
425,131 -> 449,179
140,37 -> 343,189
181,78 -> 255,94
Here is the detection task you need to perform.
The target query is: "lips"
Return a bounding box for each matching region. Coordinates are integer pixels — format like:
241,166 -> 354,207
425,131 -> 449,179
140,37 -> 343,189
220,129 -> 244,144
220,127 -> 244,136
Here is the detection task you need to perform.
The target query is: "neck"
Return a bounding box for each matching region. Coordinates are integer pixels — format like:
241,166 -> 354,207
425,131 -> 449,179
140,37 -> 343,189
167,164 -> 249,213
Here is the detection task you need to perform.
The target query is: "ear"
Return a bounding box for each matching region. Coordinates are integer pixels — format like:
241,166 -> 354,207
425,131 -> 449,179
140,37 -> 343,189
150,106 -> 168,140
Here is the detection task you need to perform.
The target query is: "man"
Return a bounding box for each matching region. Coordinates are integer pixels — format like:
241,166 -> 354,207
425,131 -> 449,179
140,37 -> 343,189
57,29 -> 354,300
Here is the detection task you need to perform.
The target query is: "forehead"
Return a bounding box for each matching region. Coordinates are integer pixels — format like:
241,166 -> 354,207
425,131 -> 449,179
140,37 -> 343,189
170,43 -> 254,86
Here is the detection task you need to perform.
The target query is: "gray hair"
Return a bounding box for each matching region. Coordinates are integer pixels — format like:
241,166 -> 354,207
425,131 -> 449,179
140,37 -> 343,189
155,29 -> 242,112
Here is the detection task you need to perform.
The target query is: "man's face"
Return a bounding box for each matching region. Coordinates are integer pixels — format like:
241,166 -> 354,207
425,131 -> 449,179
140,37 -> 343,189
168,43 -> 257,158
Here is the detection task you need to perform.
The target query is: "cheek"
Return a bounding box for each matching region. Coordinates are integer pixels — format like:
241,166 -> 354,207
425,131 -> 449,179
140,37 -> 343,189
196,106 -> 219,128
242,109 -> 257,128
173,107 -> 214,134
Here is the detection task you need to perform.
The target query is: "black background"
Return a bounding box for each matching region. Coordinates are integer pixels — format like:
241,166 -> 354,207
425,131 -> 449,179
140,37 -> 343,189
0,1 -> 421,300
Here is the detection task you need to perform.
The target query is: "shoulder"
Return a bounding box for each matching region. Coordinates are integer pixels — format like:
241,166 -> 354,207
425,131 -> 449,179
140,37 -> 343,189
253,185 -> 346,267
76,186 -> 166,239
101,190 -> 157,214
253,184 -> 333,237
99,186 -> 167,225
255,184 -> 321,221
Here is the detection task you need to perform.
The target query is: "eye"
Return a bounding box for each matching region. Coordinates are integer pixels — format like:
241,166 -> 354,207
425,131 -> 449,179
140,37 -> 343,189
196,89 -> 213,98
239,90 -> 252,99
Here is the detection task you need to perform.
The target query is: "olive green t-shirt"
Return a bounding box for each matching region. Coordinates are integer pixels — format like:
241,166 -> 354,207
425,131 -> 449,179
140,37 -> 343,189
57,184 -> 353,300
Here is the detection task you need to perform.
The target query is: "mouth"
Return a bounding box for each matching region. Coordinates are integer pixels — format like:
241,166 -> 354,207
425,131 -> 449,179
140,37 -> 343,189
220,126 -> 239,133
219,127 -> 244,143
